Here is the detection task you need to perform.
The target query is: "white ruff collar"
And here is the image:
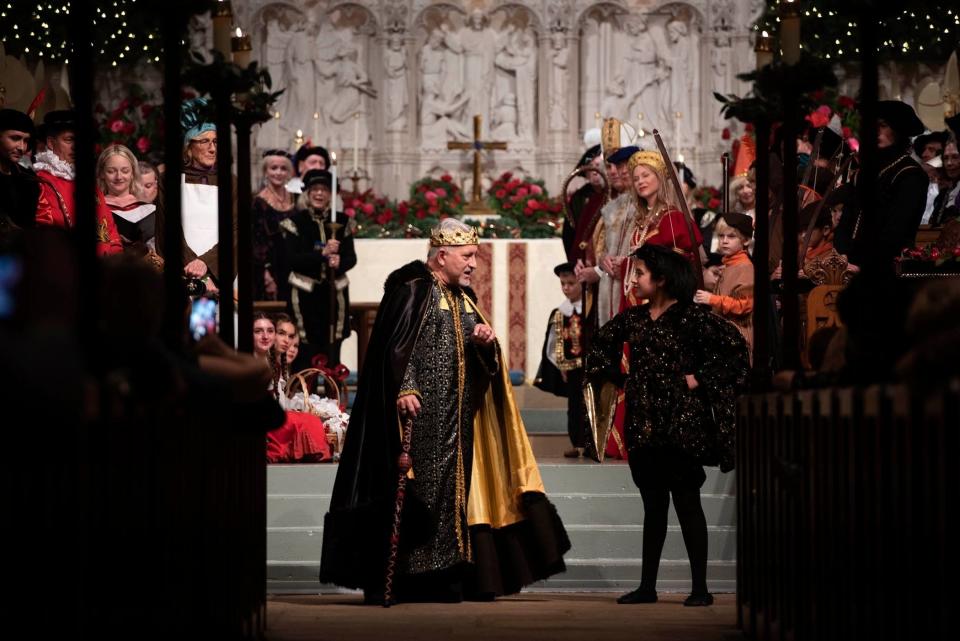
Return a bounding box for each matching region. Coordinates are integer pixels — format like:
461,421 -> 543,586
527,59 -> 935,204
32,150 -> 75,181
559,298 -> 582,317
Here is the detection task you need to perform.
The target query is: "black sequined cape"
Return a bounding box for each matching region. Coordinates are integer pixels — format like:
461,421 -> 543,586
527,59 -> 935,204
585,302 -> 749,472
320,260 -> 569,597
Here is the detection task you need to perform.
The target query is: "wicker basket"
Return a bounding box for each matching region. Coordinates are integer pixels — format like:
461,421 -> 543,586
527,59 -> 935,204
284,367 -> 342,409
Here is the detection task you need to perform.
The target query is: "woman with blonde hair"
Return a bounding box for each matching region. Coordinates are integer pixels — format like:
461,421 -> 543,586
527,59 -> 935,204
610,149 -> 704,310
97,144 -> 158,252
253,150 -> 296,300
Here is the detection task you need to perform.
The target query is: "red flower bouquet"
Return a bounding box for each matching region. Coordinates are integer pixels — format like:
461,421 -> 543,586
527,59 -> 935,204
94,83 -> 163,155
481,172 -> 561,238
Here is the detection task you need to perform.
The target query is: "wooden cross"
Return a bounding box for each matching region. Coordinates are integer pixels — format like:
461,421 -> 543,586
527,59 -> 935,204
447,115 -> 507,207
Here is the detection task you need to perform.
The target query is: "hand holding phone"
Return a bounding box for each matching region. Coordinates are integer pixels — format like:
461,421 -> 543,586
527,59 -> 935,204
189,297 -> 218,342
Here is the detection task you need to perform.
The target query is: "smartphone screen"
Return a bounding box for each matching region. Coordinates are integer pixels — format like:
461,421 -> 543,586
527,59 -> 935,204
189,297 -> 218,341
0,255 -> 22,319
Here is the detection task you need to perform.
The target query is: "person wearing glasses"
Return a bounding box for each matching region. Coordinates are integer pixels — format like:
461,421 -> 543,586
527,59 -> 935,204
173,98 -> 236,296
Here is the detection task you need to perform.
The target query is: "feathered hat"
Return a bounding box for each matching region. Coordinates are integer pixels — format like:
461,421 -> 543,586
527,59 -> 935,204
180,97 -> 216,145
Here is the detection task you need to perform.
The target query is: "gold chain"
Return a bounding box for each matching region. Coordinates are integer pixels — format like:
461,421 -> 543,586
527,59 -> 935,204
877,154 -> 909,181
434,276 -> 471,562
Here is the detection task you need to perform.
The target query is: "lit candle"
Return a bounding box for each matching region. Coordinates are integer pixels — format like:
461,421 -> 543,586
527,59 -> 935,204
330,152 -> 338,224
352,113 -> 360,173
295,129 -> 304,149
313,111 -> 320,146
779,0 -> 801,65
273,111 -> 280,149
231,27 -> 252,68
212,0 -> 233,60
637,112 -> 645,138
755,30 -> 774,70
594,111 -> 601,129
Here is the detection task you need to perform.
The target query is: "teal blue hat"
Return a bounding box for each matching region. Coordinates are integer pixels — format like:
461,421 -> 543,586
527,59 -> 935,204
181,97 -> 216,145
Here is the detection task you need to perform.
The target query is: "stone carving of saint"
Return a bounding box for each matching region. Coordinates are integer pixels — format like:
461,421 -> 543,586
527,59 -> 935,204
622,16 -> 667,131
421,86 -> 471,146
459,10 -> 496,129
662,17 -> 696,146
283,16 -> 321,132
187,13 -> 214,65
384,33 -> 408,132
261,11 -> 294,91
492,26 -> 536,140
313,19 -> 343,130
327,42 -> 377,126
420,29 -> 448,104
548,31 -> 569,130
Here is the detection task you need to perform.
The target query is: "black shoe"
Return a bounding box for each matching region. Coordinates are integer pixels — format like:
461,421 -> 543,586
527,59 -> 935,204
563,447 -> 582,458
617,586 -> 658,604
363,589 -> 385,606
683,592 -> 714,607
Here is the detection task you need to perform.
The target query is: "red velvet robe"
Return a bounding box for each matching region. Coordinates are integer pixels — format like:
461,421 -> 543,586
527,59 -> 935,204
36,170 -> 122,256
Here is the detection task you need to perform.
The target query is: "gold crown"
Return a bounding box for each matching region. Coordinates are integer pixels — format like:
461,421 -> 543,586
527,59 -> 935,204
430,225 -> 480,247
627,150 -> 666,176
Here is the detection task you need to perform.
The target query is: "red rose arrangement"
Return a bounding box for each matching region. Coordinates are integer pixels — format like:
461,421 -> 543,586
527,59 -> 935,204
481,172 -> 562,238
94,83 -> 163,156
691,186 -> 723,212
347,174 -> 465,238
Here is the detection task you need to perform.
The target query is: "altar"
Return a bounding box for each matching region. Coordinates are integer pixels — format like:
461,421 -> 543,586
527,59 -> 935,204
340,238 -> 567,381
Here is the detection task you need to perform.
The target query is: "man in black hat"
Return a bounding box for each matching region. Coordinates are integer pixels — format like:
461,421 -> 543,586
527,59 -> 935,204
843,100 -> 929,272
913,130 -> 948,163
281,168 -> 355,368
33,110 -> 122,255
0,108 -> 40,238
581,144 -> 640,327
287,145 -> 331,194
562,144 -> 604,262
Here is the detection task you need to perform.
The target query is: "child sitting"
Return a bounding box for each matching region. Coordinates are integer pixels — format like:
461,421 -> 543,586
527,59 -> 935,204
534,262 -> 592,458
693,212 -> 754,354
585,244 -> 749,606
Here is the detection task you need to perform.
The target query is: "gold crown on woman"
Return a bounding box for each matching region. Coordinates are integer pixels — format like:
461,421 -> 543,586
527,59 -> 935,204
628,150 -> 666,176
430,225 -> 480,247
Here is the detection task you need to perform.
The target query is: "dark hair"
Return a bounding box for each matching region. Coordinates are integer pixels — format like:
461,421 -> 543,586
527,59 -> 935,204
632,244 -> 697,302
253,311 -> 275,327
273,312 -> 294,327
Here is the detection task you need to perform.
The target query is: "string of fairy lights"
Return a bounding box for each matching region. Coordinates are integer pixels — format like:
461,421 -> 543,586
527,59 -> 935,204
755,1 -> 960,61
0,1 -> 957,66
0,0 -> 163,65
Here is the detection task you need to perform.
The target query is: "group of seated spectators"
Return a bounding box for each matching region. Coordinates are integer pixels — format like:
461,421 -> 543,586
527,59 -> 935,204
0,101 -> 355,465
1,102 -> 355,373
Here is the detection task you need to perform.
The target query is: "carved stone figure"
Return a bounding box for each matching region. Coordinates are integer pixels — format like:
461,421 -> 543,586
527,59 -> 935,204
460,10 -> 497,130
283,17 -> 321,133
187,13 -> 214,65
548,31 -> 570,130
384,33 -> 408,132
662,16 -> 697,147
623,16 -> 667,131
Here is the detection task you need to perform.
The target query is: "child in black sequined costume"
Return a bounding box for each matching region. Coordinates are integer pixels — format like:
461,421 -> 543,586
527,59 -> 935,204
585,244 -> 749,607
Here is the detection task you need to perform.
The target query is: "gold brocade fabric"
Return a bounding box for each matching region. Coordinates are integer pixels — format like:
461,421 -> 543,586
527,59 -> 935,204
582,380 -> 619,463
467,308 -> 546,529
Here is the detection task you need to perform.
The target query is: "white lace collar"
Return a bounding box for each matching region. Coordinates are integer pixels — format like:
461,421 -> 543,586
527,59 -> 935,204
32,150 -> 75,181
559,298 -> 582,317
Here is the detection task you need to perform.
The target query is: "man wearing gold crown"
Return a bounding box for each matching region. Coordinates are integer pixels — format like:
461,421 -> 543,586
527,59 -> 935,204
320,218 -> 569,604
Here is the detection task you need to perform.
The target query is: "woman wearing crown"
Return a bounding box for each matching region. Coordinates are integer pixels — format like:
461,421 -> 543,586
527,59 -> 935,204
617,149 -> 704,310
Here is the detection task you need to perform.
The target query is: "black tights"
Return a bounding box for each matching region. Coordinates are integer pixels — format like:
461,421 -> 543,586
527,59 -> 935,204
638,487 -> 709,595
